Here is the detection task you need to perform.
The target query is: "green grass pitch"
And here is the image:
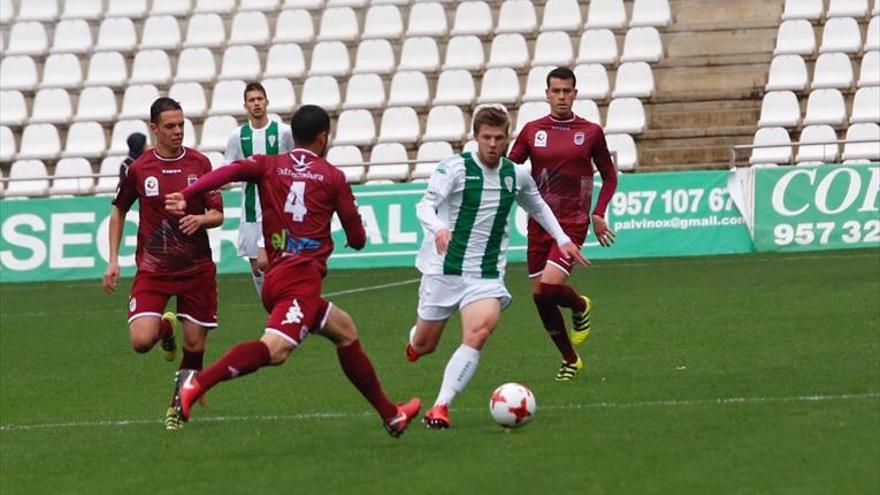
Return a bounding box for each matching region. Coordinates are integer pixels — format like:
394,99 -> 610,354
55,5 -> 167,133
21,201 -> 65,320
2,250 -> 879,494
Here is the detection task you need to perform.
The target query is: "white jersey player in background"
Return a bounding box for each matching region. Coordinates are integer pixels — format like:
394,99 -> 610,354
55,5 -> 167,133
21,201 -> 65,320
224,82 -> 295,296
405,106 -> 588,429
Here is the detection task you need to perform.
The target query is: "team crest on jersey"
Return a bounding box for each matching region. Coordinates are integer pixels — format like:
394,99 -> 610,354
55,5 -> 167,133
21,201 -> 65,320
129,297 -> 136,312
503,176 -> 514,192
144,176 -> 159,197
268,135 -> 277,147
535,130 -> 548,148
187,175 -> 198,186
574,132 -> 585,146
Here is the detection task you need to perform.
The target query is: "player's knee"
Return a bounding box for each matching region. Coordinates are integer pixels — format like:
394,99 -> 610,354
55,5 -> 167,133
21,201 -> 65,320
268,346 -> 292,364
464,323 -> 494,348
130,336 -> 153,353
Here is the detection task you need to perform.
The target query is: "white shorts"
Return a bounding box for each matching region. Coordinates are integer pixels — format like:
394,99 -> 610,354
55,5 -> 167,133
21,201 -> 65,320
237,221 -> 265,259
417,274 -> 512,321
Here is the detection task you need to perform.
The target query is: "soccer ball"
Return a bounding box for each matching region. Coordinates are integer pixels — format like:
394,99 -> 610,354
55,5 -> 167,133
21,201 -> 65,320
489,382 -> 536,428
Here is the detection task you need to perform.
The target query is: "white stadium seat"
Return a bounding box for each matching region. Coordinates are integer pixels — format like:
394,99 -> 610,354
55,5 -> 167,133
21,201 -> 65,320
487,34 -> 529,70
613,62 -> 654,98
413,141 -> 454,179
765,55 -> 808,92
219,46 -> 263,81
782,0 -> 823,20
75,86 -> 117,122
129,50 -> 173,86
183,118 -> 197,148
573,99 -> 601,124
309,41 -> 351,76
0,0 -> 12,24
434,69 -> 476,106
61,0 -> 102,20
0,56 -> 38,91
1,126 -> 17,161
534,31 -> 575,67
542,0 -> 583,32
796,125 -> 840,163
851,87 -> 880,123
169,82 -> 208,119
29,88 -> 73,124
50,20 -> 93,54
621,27 -> 663,63
515,101 -> 550,134
423,106 -> 466,142
264,44 -> 306,78
7,160 -> 50,197
827,0 -> 869,17
317,7 -> 359,42
407,2 -> 448,37
41,54 -> 83,89
523,66 -> 554,102
18,124 -> 61,160
140,15 -> 182,50
630,0 -> 672,27
262,78 -> 297,114
333,109 -> 376,146
152,0 -> 193,16
119,85 -> 160,120
175,47 -> 217,83
387,71 -> 430,107
842,123 -> 880,160
343,73 -> 386,109
812,52 -> 854,90
377,107 -> 420,144
96,156 -> 125,193
209,80 -> 247,116
194,0 -> 236,14
85,51 -> 128,87
6,22 -> 49,56
367,143 -> 410,183
774,20 -> 816,55
478,68 -> 521,104
240,0 -> 281,11
273,9 -> 315,44
326,0 -> 366,7
819,17 -> 862,53
450,1 -> 494,36
398,37 -> 440,72
352,39 -> 396,74
95,18 -> 138,53
497,0 -> 537,35
183,13 -> 226,48
865,16 -> 880,51
577,30 -> 618,65
51,158 -> 95,195
0,91 -> 27,126
758,91 -> 801,127
575,64 -> 610,100
300,76 -> 341,112
363,5 -> 404,39
106,0 -> 147,18
750,127 -> 793,165
859,51 -> 880,87
875,0 -> 880,15
199,116 -> 238,152
326,145 -> 365,183
444,36 -> 485,71
803,89 -> 847,125
229,11 -> 271,46
109,120 -> 150,155
605,98 -> 646,134
17,0 -> 58,22
586,0 -> 627,29
606,134 -> 637,171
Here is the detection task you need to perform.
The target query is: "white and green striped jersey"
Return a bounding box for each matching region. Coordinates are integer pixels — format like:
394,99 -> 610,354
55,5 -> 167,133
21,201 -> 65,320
224,120 -> 295,223
416,151 -> 571,279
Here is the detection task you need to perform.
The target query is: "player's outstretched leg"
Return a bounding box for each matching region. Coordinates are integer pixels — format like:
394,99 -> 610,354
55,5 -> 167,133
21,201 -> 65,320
533,293 -> 581,379
540,283 -> 591,347
159,312 -> 179,362
384,398 -> 422,438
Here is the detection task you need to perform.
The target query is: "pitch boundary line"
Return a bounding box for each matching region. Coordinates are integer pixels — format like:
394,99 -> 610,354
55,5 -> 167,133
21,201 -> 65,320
2,391 -> 877,433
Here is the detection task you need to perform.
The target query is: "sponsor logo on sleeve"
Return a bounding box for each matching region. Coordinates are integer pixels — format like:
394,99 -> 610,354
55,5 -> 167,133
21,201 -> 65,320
535,130 -> 548,148
144,176 -> 159,197
574,132 -> 585,146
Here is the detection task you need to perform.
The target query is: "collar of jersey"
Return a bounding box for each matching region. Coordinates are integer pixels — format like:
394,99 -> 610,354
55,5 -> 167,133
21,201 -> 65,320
152,147 -> 186,162
549,113 -> 576,123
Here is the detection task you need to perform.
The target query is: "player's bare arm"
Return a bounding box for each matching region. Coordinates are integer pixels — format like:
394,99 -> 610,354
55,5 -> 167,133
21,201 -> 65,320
103,206 -> 125,294
178,208 -> 223,235
592,214 -> 616,247
164,192 -> 187,216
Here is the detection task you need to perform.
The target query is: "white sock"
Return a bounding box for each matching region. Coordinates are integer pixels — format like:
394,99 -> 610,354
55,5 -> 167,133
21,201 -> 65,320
434,344 -> 481,407
252,272 -> 264,297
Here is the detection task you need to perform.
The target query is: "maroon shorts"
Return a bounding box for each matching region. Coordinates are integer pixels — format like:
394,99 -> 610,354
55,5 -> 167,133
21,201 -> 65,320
128,266 -> 218,328
261,262 -> 329,347
527,223 -> 587,278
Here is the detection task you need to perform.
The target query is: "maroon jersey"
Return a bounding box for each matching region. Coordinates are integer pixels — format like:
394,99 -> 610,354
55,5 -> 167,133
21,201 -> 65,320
113,147 -> 222,276
509,114 -> 618,229
181,148 -> 366,277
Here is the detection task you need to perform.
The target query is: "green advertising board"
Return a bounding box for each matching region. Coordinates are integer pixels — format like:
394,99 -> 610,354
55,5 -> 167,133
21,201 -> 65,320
752,163 -> 880,252
0,170 -> 753,283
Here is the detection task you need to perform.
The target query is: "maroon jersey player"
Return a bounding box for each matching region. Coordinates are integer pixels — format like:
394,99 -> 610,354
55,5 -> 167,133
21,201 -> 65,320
165,105 -> 421,438
508,67 -> 619,382
103,97 -> 224,430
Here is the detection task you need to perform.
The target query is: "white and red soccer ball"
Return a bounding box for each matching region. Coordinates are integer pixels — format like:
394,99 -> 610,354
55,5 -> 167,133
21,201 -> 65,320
489,382 -> 536,428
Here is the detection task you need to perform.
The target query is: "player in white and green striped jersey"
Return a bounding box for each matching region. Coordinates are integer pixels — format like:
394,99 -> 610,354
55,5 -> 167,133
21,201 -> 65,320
224,82 -> 295,297
406,107 -> 587,429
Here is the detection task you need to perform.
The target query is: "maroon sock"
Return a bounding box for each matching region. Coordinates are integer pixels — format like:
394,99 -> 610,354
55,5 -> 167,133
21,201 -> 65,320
179,349 -> 204,371
540,283 -> 587,313
197,340 -> 271,392
337,340 -> 398,421
533,294 -> 579,364
158,318 -> 173,340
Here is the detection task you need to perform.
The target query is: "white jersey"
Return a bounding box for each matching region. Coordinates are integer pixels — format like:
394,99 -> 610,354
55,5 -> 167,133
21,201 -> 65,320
224,120 -> 295,223
415,151 -> 571,278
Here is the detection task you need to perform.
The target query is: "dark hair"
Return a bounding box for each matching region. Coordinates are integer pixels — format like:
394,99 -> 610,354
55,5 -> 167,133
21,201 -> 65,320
149,97 -> 182,124
291,105 -> 330,145
472,106 -> 509,135
244,82 -> 267,99
546,67 -> 577,88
